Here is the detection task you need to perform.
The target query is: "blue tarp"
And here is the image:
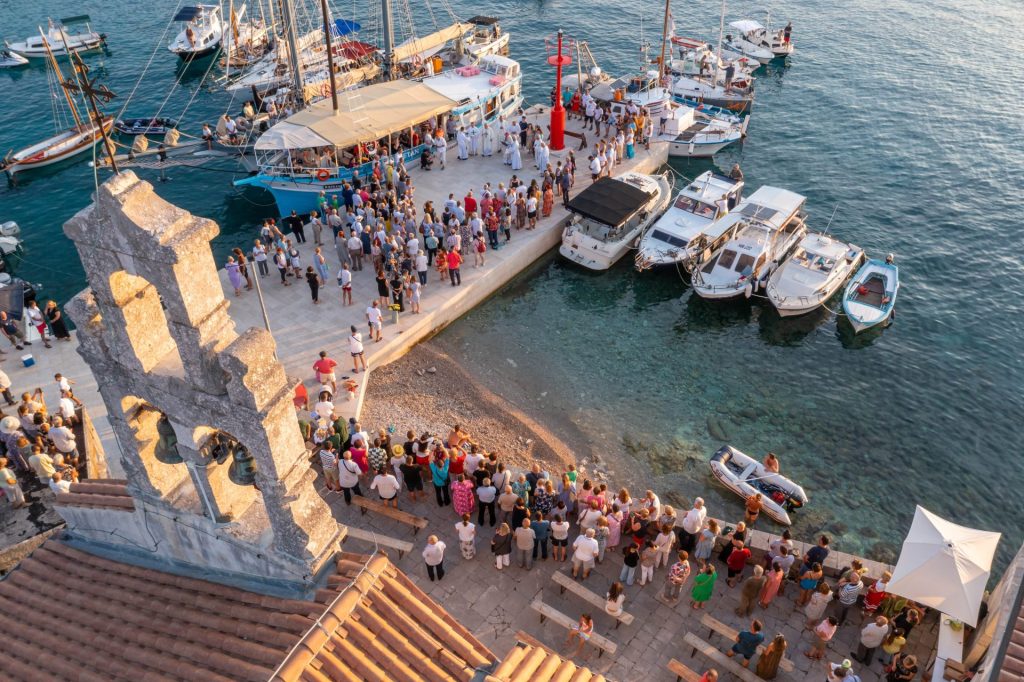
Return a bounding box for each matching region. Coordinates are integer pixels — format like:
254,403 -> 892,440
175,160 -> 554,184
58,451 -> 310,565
333,19 -> 361,36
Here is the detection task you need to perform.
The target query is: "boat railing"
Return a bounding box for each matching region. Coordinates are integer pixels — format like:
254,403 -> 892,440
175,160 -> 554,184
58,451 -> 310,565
258,143 -> 429,181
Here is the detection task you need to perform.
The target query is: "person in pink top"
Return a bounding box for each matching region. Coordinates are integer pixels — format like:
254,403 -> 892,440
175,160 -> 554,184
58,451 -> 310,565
759,560 -> 786,608
451,474 -> 476,516
312,350 -> 338,393
805,616 -> 838,660
349,444 -> 369,474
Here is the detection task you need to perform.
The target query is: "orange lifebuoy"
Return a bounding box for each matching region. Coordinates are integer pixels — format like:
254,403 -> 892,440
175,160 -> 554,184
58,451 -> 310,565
315,168 -> 330,181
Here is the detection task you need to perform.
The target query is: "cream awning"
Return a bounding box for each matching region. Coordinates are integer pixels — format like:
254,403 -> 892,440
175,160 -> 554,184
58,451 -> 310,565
300,63 -> 382,104
256,79 -> 456,151
391,22 -> 472,63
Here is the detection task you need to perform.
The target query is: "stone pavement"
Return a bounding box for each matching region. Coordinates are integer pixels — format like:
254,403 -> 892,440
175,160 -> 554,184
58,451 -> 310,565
321,471 -> 939,682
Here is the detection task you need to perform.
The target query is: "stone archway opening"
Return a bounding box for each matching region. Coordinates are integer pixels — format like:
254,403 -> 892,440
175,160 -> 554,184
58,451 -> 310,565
121,396 -> 201,513
193,427 -> 263,524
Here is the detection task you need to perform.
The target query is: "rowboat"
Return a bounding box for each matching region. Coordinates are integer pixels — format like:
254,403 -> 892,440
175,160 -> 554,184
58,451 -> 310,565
709,445 -> 808,526
4,118 -> 114,177
842,257 -> 899,333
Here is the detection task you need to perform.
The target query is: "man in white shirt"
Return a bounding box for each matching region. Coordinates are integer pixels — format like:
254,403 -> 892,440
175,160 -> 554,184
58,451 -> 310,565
348,325 -> 366,373
589,155 -> 601,181
571,528 -> 600,580
347,231 -> 364,271
422,535 -> 446,581
365,301 -> 383,342
49,417 -> 78,461
58,392 -> 77,423
370,469 -> 400,507
680,497 -> 708,552
0,369 -> 15,406
854,616 -> 890,665
49,472 -> 72,495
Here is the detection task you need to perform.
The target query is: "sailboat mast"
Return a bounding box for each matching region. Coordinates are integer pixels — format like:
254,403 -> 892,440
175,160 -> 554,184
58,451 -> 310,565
658,0 -> 671,82
319,0 -> 339,112
716,0 -> 726,65
279,0 -> 305,103
42,29 -> 83,128
381,0 -> 394,81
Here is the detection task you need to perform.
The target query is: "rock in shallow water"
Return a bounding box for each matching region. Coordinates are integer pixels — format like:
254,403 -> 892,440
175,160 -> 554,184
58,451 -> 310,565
706,416 -> 729,441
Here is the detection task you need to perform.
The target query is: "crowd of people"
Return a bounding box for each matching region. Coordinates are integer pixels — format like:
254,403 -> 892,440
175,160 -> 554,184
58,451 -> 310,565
0,370 -> 85,508
300,387 -> 925,679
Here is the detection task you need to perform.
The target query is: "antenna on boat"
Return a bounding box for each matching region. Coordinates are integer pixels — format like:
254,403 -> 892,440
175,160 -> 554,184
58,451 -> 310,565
823,203 -> 839,235
319,0 -> 339,112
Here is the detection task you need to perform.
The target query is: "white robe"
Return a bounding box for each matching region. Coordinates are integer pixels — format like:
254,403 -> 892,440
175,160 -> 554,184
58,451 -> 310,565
456,131 -> 469,160
510,139 -> 522,170
482,125 -> 494,156
536,144 -> 550,172
502,135 -> 513,165
468,126 -> 481,155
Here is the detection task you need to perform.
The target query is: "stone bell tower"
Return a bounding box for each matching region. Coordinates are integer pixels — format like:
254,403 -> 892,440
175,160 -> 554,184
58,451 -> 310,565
62,171 -> 341,592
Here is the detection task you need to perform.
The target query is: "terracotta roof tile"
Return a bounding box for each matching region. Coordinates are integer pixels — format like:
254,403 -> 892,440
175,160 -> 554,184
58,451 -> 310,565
492,638 -> 606,682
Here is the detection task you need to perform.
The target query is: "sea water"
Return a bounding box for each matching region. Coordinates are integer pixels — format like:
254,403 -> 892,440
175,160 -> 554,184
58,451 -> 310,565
1,0 -> 1022,568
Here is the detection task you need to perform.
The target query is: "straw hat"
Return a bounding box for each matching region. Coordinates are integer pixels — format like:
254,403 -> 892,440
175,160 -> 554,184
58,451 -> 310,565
392,444 -> 405,457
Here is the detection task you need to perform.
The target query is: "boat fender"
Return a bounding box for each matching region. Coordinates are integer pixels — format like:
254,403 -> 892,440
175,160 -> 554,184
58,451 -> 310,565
744,282 -> 753,299
315,168 -> 330,181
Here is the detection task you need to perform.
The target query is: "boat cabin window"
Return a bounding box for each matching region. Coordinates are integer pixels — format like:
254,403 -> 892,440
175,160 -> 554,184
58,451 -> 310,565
673,196 -> 716,217
650,229 -> 688,248
717,249 -> 737,270
734,253 -> 755,274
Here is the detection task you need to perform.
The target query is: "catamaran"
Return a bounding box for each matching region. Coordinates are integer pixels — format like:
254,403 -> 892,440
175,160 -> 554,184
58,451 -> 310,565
5,16 -> 106,58
2,32 -> 113,177
635,170 -> 744,271
691,186 -> 807,300
560,172 -> 673,271
234,54 -> 523,215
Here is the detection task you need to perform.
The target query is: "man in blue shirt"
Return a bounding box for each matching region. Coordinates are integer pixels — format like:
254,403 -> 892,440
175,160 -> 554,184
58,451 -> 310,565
531,516 -> 551,561
727,619 -> 764,668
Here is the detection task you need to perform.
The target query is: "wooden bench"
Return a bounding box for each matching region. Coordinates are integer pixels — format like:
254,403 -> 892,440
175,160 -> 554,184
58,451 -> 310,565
551,570 -> 635,628
530,598 -> 617,657
342,526 -> 414,559
683,631 -> 760,682
349,495 -> 428,534
667,658 -> 703,682
699,613 -> 794,672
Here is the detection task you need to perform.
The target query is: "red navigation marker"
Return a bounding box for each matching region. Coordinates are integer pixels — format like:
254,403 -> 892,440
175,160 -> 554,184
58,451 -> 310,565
547,30 -> 572,151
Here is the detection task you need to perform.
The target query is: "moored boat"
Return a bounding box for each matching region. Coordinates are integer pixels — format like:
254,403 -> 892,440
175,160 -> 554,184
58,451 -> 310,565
560,171 -> 673,271
168,5 -> 224,59
635,170 -> 743,271
5,16 -> 105,58
234,54 -> 523,216
723,20 -> 775,64
663,106 -> 743,158
4,118 -> 114,177
842,256 -> 899,333
0,49 -> 29,67
114,117 -> 179,136
709,445 -> 808,526
691,186 -> 807,300
766,232 -> 864,317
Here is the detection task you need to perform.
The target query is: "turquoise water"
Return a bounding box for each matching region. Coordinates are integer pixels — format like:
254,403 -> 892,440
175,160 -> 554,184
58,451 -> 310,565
2,0 -> 1023,568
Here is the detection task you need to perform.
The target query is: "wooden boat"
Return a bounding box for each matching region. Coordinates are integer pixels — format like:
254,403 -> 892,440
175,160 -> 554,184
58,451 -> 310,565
709,445 -> 808,526
842,257 -> 899,333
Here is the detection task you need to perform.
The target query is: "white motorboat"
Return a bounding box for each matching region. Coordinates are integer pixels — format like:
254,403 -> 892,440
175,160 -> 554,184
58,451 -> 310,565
662,105 -> 743,158
460,16 -> 510,59
766,232 -> 865,316
635,170 -> 743,271
842,257 -> 899,333
668,37 -> 758,88
560,172 -> 673,271
670,35 -> 761,73
724,20 -> 775,64
760,18 -> 795,57
0,222 -> 23,255
5,16 -> 105,58
671,73 -> 754,114
691,186 -> 807,300
710,445 -> 808,526
0,49 -> 29,67
168,5 -> 224,59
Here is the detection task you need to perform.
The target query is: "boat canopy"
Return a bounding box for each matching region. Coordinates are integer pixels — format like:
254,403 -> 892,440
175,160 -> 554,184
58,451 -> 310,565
60,15 -> 92,24
333,19 -> 362,36
567,177 -> 654,226
466,16 -> 500,25
392,22 -> 472,63
174,6 -> 214,21
729,20 -> 765,34
257,80 -> 456,152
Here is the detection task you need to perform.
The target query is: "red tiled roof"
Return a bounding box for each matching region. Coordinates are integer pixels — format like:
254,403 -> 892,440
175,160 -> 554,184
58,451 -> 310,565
998,608 -> 1024,680
272,554 -> 497,681
54,478 -> 136,512
492,634 -> 606,682
0,537 -> 497,682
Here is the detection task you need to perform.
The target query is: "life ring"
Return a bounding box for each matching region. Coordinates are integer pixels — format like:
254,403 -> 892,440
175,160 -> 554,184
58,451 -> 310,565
315,168 -> 330,181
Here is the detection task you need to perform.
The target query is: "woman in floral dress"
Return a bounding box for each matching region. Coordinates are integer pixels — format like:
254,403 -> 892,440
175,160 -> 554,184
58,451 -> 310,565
451,474 -> 476,517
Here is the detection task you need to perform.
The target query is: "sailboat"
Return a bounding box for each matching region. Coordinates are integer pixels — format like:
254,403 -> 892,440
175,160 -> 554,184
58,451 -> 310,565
668,0 -> 755,114
2,32 -> 113,177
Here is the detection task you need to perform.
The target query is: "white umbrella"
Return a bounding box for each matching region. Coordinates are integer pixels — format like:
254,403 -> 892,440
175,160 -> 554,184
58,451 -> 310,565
886,506 -> 1001,627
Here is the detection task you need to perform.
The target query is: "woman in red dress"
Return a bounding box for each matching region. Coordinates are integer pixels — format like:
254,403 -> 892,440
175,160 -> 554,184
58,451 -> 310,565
862,571 -> 891,617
